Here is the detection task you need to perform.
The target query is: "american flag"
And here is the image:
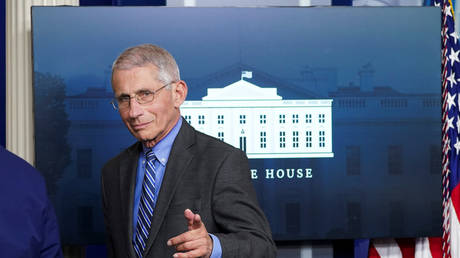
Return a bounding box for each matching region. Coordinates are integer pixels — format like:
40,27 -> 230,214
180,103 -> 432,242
437,0 -> 460,257
241,70 -> 253,79
368,238 -> 442,258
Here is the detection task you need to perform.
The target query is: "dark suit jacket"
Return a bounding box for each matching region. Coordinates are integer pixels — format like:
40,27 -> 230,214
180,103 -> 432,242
0,146 -> 62,258
101,119 -> 276,257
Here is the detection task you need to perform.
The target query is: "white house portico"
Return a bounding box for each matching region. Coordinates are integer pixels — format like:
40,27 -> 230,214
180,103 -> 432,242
181,78 -> 334,159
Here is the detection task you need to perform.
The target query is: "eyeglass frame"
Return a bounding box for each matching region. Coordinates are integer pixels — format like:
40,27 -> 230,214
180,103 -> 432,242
110,81 -> 175,110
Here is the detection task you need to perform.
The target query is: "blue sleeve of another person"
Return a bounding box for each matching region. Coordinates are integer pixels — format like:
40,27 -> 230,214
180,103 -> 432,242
0,146 -> 63,258
41,198 -> 63,258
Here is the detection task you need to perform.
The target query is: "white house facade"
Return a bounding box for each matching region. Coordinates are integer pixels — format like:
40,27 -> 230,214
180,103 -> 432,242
180,79 -> 334,159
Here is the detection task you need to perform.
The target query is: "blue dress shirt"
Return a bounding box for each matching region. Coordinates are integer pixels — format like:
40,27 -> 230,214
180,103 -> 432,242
132,118 -> 222,257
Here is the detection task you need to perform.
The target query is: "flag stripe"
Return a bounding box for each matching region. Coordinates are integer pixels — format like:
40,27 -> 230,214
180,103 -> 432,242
396,239 -> 415,258
428,237 -> 442,258
450,187 -> 460,258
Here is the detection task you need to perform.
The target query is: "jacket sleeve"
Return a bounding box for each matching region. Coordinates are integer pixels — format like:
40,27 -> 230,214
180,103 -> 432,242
212,149 -> 277,258
40,198 -> 63,258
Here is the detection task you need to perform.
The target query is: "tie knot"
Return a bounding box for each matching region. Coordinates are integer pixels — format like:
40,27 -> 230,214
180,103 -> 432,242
145,150 -> 156,163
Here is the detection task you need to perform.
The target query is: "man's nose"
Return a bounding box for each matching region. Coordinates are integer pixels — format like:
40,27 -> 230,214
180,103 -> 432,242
128,98 -> 143,118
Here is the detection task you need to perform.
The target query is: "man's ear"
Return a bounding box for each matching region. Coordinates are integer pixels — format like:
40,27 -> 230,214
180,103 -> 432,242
173,80 -> 188,108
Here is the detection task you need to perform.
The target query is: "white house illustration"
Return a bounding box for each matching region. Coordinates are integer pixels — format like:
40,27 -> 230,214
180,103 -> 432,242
181,73 -> 334,159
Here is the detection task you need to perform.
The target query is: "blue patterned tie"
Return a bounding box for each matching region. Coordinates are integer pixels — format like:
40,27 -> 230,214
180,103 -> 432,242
134,150 -> 157,258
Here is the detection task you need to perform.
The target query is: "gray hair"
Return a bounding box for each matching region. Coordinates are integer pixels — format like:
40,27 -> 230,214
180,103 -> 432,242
112,44 -> 180,85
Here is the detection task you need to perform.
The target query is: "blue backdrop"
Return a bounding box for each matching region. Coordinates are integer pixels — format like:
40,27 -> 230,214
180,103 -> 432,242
31,6 -> 441,244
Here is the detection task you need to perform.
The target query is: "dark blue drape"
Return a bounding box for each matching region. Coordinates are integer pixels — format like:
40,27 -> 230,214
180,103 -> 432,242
331,0 -> 352,5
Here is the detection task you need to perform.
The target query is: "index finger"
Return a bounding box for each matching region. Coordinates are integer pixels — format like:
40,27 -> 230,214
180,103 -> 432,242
184,209 -> 195,228
167,230 -> 197,247
184,209 -> 202,230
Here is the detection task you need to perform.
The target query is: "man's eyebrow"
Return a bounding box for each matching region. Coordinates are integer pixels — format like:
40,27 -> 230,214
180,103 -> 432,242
136,88 -> 152,93
116,88 -> 153,97
116,93 -> 130,98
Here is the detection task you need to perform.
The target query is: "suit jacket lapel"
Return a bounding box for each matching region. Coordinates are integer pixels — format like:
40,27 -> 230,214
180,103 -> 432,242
119,142 -> 141,258
144,119 -> 195,255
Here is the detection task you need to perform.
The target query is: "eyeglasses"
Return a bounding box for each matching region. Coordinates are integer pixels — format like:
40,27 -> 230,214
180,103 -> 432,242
111,82 -> 174,110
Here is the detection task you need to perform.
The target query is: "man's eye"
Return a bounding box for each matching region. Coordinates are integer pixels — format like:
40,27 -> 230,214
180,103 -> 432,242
118,96 -> 130,102
140,91 -> 153,97
138,91 -> 153,100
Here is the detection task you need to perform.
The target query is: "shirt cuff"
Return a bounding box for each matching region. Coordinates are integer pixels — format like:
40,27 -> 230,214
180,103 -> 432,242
209,233 -> 222,258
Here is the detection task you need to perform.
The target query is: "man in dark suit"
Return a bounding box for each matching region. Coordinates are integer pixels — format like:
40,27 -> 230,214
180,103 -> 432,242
0,146 -> 63,258
102,44 -> 276,258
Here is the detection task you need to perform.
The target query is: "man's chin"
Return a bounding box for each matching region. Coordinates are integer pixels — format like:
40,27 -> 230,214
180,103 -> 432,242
143,139 -> 156,148
135,134 -> 156,148
131,131 -> 151,142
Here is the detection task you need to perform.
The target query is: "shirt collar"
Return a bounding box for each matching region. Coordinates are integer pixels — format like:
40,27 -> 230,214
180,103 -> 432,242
142,117 -> 182,166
